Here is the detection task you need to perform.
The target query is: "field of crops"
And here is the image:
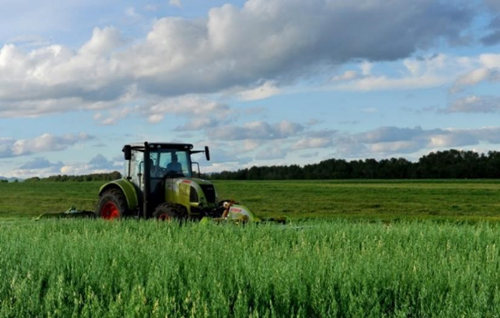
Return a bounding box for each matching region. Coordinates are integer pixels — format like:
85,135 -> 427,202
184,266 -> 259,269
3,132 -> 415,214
1,219 -> 498,317
0,180 -> 499,316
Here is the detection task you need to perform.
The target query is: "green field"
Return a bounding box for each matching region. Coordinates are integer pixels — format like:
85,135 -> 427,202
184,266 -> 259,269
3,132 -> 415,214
1,220 -> 499,317
1,179 -> 500,221
0,180 -> 499,317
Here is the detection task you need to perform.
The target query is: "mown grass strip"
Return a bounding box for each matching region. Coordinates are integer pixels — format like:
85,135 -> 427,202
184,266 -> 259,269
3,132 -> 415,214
1,180 -> 499,222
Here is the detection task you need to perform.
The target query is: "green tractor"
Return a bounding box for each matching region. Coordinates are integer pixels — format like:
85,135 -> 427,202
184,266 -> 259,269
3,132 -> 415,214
96,142 -> 258,222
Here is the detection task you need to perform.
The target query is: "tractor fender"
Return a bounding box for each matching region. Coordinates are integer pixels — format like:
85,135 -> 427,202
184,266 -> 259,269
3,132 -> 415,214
98,178 -> 139,211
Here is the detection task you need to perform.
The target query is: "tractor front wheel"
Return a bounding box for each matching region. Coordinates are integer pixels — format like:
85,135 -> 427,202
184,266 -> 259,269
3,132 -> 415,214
96,189 -> 128,220
153,203 -> 184,221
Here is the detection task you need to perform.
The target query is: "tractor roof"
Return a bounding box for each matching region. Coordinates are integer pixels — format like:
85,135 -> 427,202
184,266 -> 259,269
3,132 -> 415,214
126,142 -> 194,151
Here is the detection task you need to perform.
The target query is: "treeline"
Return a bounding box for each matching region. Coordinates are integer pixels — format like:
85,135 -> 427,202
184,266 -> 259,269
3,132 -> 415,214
210,149 -> 500,180
25,171 -> 122,182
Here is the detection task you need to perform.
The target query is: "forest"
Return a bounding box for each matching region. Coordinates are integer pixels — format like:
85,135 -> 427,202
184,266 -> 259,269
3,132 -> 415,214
23,171 -> 122,182
210,149 -> 500,180
16,149 -> 500,181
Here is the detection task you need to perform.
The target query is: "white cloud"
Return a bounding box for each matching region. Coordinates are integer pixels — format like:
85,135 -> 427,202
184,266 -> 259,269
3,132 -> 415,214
334,126 -> 500,157
428,133 -> 477,148
360,61 -> 373,76
146,96 -> 230,118
19,157 -> 63,170
0,0 -> 476,119
60,154 -> 123,175
292,137 -> 332,150
243,140 -> 259,151
331,70 -> 358,81
11,158 -> 63,179
255,145 -> 287,160
0,133 -> 92,158
452,53 -> 500,91
142,96 -> 233,129
331,55 -> 459,91
94,106 -> 134,125
169,0 -> 182,8
7,153 -> 121,179
209,120 -> 303,141
368,140 -> 423,154
125,7 -> 141,19
455,68 -> 491,87
178,118 -> 220,131
480,54 -> 500,68
446,95 -> 500,113
204,148 -> 252,165
80,27 -> 124,56
237,81 -> 280,101
342,74 -> 447,91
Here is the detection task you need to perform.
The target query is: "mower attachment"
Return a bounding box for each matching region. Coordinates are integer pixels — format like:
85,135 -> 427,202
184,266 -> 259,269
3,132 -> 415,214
34,206 -> 96,220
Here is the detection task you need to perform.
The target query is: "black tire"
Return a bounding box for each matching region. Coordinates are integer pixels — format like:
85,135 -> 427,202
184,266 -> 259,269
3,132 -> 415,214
153,203 -> 185,221
96,188 -> 128,219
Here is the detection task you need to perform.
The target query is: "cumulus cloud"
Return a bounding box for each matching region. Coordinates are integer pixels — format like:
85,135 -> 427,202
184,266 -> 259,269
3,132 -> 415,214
334,126 -> 500,157
12,157 -> 64,178
0,27 -> 129,117
209,120 -> 303,141
452,53 -> 500,91
80,27 -> 124,56
482,1 -> 500,45
237,81 -> 280,101
142,96 -> 233,130
332,54 -> 464,91
169,0 -> 182,8
255,145 -> 287,160
330,53 -> 498,93
291,129 -> 336,150
60,154 -> 122,175
0,0 -> 475,119
19,157 -> 63,170
126,0 -> 472,97
331,70 -> 358,81
292,137 -> 332,150
446,96 -> 500,113
484,0 -> 500,11
94,106 -> 135,125
0,133 -> 93,158
10,154 -> 122,178
204,148 -> 252,165
482,30 -> 500,45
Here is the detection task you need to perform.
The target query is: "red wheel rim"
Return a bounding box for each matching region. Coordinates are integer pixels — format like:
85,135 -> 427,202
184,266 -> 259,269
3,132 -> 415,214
158,213 -> 171,221
100,202 -> 120,219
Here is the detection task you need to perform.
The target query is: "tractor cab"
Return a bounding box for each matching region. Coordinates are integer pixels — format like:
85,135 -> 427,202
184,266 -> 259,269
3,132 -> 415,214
123,143 -> 195,192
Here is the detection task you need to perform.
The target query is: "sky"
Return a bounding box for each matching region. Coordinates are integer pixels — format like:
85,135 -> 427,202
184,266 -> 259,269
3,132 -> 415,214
1,0 -> 500,178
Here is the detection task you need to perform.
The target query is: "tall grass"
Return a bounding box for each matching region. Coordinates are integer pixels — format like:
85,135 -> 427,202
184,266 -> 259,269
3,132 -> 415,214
0,219 -> 498,317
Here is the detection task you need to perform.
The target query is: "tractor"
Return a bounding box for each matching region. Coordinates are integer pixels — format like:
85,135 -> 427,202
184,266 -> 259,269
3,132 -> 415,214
96,142 -> 258,222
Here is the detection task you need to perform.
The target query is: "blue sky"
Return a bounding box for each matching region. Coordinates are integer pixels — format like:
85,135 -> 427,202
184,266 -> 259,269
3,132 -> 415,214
1,0 -> 500,178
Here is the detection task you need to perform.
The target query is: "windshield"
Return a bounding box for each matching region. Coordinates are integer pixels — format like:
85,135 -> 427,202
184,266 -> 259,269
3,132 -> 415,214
149,149 -> 192,178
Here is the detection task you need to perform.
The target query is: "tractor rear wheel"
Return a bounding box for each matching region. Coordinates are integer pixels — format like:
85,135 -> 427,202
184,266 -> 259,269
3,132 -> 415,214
96,188 -> 128,220
153,203 -> 184,221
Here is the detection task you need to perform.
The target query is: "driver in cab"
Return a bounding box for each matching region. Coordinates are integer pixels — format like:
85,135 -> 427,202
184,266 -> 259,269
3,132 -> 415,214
166,153 -> 183,176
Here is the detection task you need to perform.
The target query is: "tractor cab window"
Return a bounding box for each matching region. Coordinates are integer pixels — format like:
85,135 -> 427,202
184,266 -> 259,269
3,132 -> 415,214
150,150 -> 192,178
129,150 -> 145,188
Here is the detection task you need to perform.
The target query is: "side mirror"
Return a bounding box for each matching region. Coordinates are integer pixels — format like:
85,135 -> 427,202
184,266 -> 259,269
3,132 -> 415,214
205,146 -> 210,161
123,145 -> 131,160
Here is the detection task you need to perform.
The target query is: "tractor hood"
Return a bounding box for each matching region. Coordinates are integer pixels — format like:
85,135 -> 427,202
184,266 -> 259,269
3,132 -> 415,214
164,177 -> 218,216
